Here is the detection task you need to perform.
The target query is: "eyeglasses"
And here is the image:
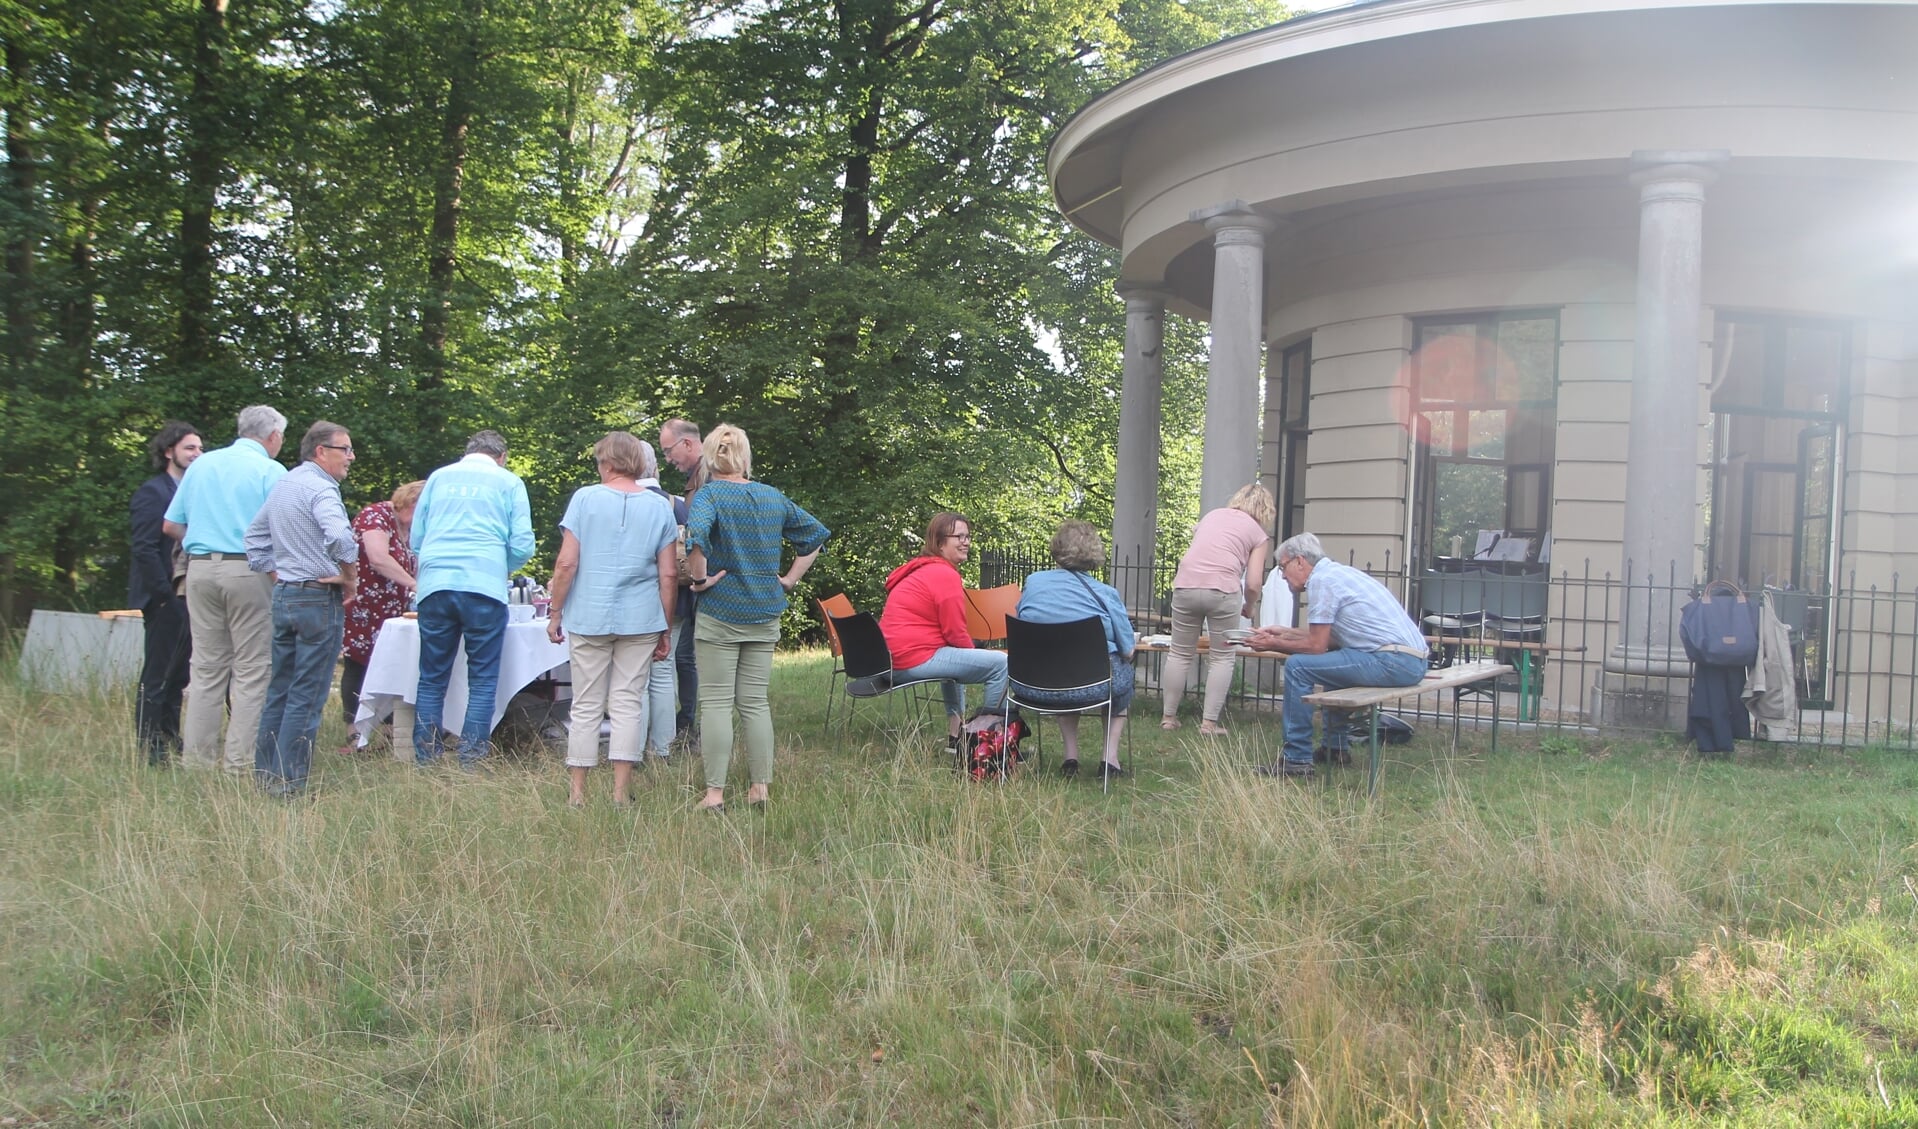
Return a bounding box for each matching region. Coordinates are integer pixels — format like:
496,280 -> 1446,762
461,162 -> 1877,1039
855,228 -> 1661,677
946,532 -> 972,542
663,435 -> 691,454
321,443 -> 354,455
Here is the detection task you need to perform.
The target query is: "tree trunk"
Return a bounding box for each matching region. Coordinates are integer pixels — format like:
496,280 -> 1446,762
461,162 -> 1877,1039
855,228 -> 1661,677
419,31 -> 477,433
178,0 -> 227,377
4,39 -> 35,369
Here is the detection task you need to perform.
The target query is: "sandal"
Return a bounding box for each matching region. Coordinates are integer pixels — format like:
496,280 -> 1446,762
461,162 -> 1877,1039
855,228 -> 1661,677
1160,718 -> 1181,731
1199,722 -> 1228,737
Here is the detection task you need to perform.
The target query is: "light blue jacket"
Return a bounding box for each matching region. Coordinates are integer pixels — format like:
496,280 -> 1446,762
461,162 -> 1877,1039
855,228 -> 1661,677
411,453 -> 536,604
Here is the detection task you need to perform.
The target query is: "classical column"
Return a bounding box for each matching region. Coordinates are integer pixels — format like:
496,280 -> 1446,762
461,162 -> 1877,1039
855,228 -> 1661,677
1616,150 -> 1726,677
1192,200 -> 1275,516
1112,282 -> 1167,611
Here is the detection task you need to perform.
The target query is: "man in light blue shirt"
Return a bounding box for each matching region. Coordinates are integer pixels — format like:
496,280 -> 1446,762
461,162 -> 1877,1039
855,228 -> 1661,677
1247,532 -> 1429,779
161,405 -> 288,774
408,429 -> 536,767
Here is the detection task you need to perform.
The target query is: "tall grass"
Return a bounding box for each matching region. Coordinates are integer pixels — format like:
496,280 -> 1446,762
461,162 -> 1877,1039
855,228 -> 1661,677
4,651 -> 1918,1125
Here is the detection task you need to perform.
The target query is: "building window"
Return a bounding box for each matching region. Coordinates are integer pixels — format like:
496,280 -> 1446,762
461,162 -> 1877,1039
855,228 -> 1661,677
1706,314 -> 1847,593
1411,312 -> 1559,563
1276,340 -> 1310,542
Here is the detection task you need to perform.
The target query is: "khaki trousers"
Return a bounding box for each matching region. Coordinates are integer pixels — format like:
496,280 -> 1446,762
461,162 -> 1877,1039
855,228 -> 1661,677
180,558 -> 274,773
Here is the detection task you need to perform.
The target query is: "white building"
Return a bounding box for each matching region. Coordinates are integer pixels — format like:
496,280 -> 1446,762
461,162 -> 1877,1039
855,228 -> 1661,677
1050,0 -> 1918,726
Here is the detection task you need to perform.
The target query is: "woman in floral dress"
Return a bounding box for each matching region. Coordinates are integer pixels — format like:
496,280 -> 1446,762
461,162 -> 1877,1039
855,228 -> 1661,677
337,479 -> 425,749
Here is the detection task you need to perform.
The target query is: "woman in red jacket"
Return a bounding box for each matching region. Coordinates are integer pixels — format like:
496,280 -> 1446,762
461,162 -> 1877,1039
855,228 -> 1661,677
880,512 -> 1009,754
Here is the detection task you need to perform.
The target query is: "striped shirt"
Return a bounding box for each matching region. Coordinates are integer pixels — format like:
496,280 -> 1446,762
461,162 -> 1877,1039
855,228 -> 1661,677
244,461 -> 355,581
685,480 -> 829,626
1303,558 -> 1428,655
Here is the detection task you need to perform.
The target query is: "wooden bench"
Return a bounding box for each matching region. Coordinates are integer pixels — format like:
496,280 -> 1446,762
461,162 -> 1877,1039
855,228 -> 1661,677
1303,659 -> 1512,795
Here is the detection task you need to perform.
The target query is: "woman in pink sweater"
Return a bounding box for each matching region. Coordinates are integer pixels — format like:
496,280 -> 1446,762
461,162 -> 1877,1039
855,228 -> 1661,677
1162,483 -> 1275,735
880,512 -> 1009,755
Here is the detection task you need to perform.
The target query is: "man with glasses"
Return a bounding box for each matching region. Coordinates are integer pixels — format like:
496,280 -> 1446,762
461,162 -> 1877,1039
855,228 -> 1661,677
245,422 -> 358,796
163,405 -> 288,775
658,418 -> 707,740
1246,532 -> 1428,779
409,430 -> 536,769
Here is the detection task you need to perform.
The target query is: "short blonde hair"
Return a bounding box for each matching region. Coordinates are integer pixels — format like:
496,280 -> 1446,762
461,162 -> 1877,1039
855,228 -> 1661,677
1228,482 -> 1276,533
705,423 -> 751,478
1049,520 -> 1106,572
391,480 -> 426,511
593,431 -> 645,478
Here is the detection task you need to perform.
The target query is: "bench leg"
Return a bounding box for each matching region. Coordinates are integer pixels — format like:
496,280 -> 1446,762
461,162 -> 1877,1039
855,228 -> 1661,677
1367,705 -> 1382,796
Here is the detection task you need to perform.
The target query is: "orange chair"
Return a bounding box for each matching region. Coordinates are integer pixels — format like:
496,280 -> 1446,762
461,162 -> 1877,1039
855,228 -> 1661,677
818,593 -> 856,728
962,584 -> 1021,647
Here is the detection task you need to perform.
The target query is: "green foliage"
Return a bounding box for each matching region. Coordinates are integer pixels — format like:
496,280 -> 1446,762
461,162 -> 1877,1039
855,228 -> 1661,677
1,0 -> 1294,621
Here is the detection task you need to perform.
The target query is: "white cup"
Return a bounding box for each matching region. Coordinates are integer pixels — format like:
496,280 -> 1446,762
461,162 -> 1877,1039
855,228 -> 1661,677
508,604 -> 535,624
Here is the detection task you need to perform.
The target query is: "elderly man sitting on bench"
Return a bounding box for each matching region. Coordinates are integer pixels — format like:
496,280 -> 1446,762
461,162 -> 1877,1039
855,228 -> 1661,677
1245,533 -> 1429,779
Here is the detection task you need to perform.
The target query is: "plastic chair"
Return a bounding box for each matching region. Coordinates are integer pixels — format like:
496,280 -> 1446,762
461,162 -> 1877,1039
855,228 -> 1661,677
1484,573 -> 1549,719
1418,570 -> 1485,670
817,593 -> 855,730
1005,614 -> 1129,788
828,612 -> 945,737
962,584 -> 1021,647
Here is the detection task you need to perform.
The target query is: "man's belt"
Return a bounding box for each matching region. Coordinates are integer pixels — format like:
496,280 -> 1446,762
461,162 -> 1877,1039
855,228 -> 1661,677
275,579 -> 339,591
188,551 -> 244,561
1375,643 -> 1428,658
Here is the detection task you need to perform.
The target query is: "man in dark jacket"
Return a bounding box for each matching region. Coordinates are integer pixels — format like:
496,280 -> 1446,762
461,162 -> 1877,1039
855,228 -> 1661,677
129,421 -> 203,765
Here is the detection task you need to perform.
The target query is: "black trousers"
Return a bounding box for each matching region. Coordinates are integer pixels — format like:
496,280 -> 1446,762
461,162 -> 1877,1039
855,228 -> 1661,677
339,656 -> 367,726
136,595 -> 192,764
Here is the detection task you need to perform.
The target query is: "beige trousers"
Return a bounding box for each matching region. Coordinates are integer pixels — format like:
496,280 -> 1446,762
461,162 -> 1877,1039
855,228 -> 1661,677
180,558 -> 274,773
1161,587 -> 1242,725
564,632 -> 662,768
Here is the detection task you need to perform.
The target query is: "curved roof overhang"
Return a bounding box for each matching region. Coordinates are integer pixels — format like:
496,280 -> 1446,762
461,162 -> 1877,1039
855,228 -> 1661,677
1049,0 -> 1918,309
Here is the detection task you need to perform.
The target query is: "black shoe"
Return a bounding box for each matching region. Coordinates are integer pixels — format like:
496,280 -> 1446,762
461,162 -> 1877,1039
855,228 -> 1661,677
1097,762 -> 1125,781
1254,761 -> 1314,779
1059,758 -> 1079,778
1313,745 -> 1352,766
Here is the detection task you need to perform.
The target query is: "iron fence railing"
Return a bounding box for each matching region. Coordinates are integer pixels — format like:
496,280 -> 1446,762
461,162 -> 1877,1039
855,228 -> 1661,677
972,544 -> 1918,750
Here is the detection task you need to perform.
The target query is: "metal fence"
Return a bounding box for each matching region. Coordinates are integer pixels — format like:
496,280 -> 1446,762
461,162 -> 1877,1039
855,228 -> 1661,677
975,544 -> 1918,750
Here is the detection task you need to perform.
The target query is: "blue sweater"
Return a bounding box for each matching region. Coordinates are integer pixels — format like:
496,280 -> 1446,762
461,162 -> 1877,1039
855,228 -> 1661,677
1015,569 -> 1135,657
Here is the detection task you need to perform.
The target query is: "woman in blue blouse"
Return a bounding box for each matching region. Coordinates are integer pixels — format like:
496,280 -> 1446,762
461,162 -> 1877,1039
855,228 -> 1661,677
685,423 -> 830,812
1013,521 -> 1136,780
546,432 -> 680,807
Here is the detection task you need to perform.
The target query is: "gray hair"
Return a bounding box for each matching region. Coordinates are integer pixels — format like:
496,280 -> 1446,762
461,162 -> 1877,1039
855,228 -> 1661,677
1049,520 -> 1107,572
638,439 -> 659,479
236,405 -> 286,442
1276,532 -> 1324,566
465,430 -> 509,459
298,420 -> 346,462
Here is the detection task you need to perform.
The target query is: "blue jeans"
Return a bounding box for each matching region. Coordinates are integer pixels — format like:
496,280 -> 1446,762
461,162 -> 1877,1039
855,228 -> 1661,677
413,590 -> 508,766
894,646 -> 1009,717
675,588 -> 698,732
254,584 -> 344,794
1282,648 -> 1426,766
647,619 -> 679,756
1012,654 -> 1135,714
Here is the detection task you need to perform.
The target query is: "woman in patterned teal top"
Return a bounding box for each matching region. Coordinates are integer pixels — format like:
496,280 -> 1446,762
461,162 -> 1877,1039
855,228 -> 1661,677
684,423 -> 830,812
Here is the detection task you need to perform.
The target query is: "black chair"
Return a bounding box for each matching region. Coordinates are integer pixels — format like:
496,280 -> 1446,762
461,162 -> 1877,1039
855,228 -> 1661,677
827,612 -> 944,736
1005,614 -> 1129,787
1418,570 -> 1485,670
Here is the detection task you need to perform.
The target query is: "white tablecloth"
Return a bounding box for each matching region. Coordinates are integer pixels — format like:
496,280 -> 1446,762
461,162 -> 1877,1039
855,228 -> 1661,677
352,616 -> 571,741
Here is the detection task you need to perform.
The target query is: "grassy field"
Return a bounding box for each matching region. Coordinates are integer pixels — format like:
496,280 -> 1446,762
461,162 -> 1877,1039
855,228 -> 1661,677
5,649 -> 1918,1127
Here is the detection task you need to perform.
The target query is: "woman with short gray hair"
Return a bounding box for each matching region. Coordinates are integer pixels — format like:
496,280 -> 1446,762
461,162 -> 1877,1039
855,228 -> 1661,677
1012,521 -> 1136,779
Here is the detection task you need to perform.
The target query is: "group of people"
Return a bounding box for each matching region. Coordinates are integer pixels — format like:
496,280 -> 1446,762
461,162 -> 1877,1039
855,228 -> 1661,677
130,407 -> 828,808
132,404 -> 1428,801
